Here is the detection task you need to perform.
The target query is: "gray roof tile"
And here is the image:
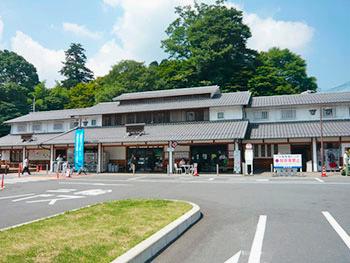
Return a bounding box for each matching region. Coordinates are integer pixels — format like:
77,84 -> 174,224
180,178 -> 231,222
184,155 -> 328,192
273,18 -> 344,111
113,85 -> 220,101
249,120 -> 350,139
0,121 -> 248,146
251,92 -> 350,108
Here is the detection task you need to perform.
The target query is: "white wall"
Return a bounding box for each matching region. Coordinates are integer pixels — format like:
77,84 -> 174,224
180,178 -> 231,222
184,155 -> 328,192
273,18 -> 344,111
11,115 -> 103,135
104,147 -> 126,160
1,150 -> 10,161
210,106 -> 243,121
246,103 -> 350,123
28,149 -> 50,160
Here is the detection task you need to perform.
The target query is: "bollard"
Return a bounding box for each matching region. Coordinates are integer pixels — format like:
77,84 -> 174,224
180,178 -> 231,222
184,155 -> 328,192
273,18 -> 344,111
46,164 -> 48,174
1,174 -> 4,190
18,163 -> 22,177
216,164 -> 219,176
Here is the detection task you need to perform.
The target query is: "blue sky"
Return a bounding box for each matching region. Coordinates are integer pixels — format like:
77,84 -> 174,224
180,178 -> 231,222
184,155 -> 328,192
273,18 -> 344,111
0,0 -> 348,91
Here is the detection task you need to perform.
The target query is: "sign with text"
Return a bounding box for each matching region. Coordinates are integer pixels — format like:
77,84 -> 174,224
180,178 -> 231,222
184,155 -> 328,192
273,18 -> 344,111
273,154 -> 302,169
234,150 -> 241,174
74,128 -> 85,170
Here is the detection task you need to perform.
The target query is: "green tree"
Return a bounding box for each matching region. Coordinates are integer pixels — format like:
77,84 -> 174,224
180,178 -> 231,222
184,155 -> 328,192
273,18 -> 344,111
46,85 -> 70,110
0,50 -> 39,91
59,43 -> 94,88
248,48 -> 317,96
161,0 -> 258,91
66,82 -> 97,109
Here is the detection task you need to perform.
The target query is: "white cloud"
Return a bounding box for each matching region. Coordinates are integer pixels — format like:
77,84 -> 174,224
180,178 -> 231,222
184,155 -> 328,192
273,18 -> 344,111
244,14 -> 314,52
87,39 -> 134,76
11,31 -> 64,87
102,0 -> 120,8
63,22 -> 102,40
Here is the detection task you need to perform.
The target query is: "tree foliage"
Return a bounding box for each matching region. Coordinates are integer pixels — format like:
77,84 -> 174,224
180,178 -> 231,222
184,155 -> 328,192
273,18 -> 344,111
161,0 -> 258,91
248,48 -> 317,96
59,43 -> 94,88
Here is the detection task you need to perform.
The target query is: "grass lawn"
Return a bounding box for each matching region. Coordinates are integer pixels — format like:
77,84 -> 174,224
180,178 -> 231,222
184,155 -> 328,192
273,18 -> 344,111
0,199 -> 192,263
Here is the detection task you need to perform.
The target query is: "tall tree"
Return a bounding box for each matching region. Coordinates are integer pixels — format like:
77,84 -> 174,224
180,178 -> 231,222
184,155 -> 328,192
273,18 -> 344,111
161,0 -> 258,91
248,48 -> 317,96
0,50 -> 39,91
59,43 -> 94,88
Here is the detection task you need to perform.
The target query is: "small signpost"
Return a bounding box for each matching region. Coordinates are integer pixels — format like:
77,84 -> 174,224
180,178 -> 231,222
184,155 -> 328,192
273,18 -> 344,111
233,150 -> 241,174
273,154 -> 302,176
244,143 -> 253,175
167,141 -> 177,174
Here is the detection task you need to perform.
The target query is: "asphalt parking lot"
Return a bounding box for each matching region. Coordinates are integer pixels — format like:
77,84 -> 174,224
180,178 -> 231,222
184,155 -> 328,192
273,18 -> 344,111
1,174 -> 350,263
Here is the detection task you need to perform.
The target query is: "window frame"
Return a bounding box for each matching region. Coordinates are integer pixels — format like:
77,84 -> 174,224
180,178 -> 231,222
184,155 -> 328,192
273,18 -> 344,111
217,112 -> 225,119
281,109 -> 296,120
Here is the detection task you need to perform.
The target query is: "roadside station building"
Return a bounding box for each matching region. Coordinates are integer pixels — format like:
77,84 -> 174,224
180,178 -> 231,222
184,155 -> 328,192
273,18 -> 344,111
1,85 -> 350,174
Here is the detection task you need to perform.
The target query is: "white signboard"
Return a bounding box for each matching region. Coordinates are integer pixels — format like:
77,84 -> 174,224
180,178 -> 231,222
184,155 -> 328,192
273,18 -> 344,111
273,154 -> 302,169
233,150 -> 241,174
245,149 -> 253,165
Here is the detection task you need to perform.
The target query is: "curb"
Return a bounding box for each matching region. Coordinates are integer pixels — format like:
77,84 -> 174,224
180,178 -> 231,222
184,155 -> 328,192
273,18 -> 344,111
112,201 -> 201,263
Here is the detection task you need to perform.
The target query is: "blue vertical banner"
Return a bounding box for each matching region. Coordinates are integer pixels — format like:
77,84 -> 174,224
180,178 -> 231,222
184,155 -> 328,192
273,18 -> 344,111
74,128 -> 85,170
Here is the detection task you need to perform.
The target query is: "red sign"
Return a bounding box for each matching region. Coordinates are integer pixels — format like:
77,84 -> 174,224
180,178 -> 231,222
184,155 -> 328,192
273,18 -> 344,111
169,141 -> 178,149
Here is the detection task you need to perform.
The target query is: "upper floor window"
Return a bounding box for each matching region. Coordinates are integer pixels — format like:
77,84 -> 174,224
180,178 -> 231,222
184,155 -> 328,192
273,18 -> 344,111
254,111 -> 269,120
17,124 -> 27,133
281,109 -> 296,120
32,122 -> 42,132
91,119 -> 97,126
53,122 -> 63,131
186,111 -> 195,121
323,108 -> 335,118
217,112 -> 224,119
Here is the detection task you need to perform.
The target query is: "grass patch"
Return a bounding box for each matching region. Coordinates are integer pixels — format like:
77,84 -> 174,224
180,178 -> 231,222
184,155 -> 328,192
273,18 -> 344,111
0,199 -> 191,263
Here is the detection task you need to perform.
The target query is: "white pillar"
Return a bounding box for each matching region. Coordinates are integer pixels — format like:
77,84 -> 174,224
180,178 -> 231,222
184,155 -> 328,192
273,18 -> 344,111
22,147 -> 26,161
169,149 -> 173,174
50,145 -> 54,172
97,143 -> 102,173
312,138 -> 317,172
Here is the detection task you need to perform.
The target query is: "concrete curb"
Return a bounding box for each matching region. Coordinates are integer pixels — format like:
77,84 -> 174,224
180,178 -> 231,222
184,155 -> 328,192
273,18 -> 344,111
112,201 -> 201,263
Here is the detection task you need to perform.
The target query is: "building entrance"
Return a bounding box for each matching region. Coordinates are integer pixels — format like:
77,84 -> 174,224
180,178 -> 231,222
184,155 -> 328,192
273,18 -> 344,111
190,144 -> 228,173
127,147 -> 164,173
291,144 -> 311,171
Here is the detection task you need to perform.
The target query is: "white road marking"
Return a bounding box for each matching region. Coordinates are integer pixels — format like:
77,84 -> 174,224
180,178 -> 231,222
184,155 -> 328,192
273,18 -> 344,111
224,250 -> 241,263
12,194 -> 54,202
26,195 -> 85,205
0,193 -> 34,200
256,179 -> 269,182
59,182 -> 129,186
322,211 -> 350,250
208,178 -> 215,181
47,189 -> 77,193
127,176 -> 148,181
248,215 -> 267,263
74,189 -> 112,196
315,178 -> 324,183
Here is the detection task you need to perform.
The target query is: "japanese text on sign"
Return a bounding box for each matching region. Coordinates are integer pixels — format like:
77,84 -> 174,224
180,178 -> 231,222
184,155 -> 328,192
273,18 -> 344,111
273,154 -> 302,168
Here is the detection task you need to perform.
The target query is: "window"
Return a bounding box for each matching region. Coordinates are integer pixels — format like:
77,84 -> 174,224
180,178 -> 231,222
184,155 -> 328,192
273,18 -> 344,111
261,145 -> 266,157
253,144 -> 276,158
186,111 -> 195,121
273,144 -> 278,155
281,109 -> 296,120
91,119 -> 97,126
217,112 -> 224,119
323,108 -> 335,118
254,111 -> 268,120
267,144 -> 272,157
254,144 -> 259,158
53,122 -> 63,131
70,121 -> 79,129
32,122 -> 42,132
17,124 -> 27,133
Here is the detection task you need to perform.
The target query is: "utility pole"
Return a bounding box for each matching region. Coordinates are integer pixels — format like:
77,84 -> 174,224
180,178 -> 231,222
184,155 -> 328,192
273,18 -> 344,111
32,96 -> 36,112
320,106 -> 324,174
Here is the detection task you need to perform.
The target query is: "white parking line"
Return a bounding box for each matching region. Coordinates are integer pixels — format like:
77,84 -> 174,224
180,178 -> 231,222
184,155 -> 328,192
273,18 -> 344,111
224,250 -> 241,263
0,193 -> 34,200
315,178 -> 324,183
127,176 -> 148,181
248,215 -> 267,263
59,182 -> 130,186
322,211 -> 350,250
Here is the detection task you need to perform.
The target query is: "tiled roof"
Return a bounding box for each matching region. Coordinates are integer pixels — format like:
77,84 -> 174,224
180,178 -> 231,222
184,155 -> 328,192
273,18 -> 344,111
248,120 -> 350,139
251,92 -> 350,108
113,85 -> 220,101
0,121 -> 248,147
83,92 -> 251,115
0,133 -> 62,147
4,108 -> 87,124
5,91 -> 251,124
